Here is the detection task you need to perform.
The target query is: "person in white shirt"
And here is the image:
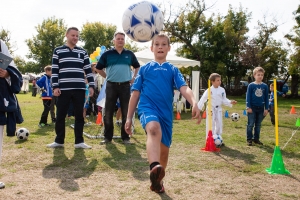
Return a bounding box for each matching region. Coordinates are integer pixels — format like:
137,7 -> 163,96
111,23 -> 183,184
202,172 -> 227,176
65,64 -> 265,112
197,73 -> 237,146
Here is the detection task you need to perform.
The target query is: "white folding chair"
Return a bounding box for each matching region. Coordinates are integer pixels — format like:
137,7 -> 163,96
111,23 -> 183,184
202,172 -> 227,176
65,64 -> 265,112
173,90 -> 180,110
180,96 -> 187,113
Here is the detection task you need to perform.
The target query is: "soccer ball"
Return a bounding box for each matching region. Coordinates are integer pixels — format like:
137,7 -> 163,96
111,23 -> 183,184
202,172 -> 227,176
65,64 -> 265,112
231,113 -> 240,122
122,1 -> 164,42
16,128 -> 29,140
213,134 -> 223,146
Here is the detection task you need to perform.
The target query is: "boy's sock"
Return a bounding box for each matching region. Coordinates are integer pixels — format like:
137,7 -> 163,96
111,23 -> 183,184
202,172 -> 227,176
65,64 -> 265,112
150,162 -> 160,170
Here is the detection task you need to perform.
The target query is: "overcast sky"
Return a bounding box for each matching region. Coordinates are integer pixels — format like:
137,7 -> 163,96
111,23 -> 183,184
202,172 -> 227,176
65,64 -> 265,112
0,0 -> 298,58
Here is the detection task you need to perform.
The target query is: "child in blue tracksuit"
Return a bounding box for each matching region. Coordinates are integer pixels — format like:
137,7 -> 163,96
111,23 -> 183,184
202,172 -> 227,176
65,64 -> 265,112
246,66 -> 269,146
269,83 -> 285,125
36,65 -> 53,127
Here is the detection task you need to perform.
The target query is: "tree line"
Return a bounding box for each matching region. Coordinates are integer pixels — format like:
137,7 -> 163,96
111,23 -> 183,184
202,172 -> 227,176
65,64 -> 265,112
1,0 -> 299,96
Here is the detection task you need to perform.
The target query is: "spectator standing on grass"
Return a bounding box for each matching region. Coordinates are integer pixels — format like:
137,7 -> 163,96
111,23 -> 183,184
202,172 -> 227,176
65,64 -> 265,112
32,78 -> 37,97
86,63 -> 101,117
125,33 -> 201,193
246,66 -> 269,146
96,31 -> 140,145
47,27 -> 94,149
0,40 -> 23,189
50,95 -> 57,123
83,76 -> 90,122
269,83 -> 285,125
36,65 -> 53,127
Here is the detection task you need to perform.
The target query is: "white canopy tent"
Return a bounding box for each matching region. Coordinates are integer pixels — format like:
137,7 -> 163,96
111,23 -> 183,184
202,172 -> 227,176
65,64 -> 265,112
134,48 -> 199,68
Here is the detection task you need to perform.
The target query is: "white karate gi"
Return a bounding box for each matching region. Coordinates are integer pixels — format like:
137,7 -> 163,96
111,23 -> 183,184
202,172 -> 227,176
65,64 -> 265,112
197,86 -> 232,138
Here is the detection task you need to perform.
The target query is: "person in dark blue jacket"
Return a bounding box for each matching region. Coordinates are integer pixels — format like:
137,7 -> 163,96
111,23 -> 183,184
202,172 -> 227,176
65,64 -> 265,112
0,39 -> 23,189
36,65 -> 53,127
246,67 -> 269,146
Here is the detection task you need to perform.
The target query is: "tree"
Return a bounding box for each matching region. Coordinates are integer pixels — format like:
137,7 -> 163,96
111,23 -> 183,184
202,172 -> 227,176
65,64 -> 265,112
242,17 -> 288,89
24,61 -> 42,74
164,1 -> 252,90
26,17 -> 67,67
285,5 -> 300,97
13,55 -> 26,74
0,28 -> 17,54
164,0 -> 211,61
80,22 -> 116,54
124,40 -> 143,52
254,21 -> 288,82
163,0 -> 213,87
221,5 -> 250,88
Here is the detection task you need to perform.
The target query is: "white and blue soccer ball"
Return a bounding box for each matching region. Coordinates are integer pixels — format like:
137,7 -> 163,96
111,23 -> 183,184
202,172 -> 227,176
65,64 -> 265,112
231,113 -> 240,122
16,128 -> 30,140
122,1 -> 164,42
213,134 -> 223,146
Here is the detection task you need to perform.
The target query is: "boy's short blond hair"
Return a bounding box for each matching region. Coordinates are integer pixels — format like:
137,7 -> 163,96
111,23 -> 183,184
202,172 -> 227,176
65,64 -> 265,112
270,83 -> 274,87
151,33 -> 170,46
209,73 -> 221,82
253,66 -> 265,75
44,65 -> 51,72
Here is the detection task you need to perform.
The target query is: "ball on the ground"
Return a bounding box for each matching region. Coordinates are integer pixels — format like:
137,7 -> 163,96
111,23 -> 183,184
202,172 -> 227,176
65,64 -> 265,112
16,128 -> 29,140
213,134 -> 223,146
122,1 -> 164,42
231,113 -> 240,122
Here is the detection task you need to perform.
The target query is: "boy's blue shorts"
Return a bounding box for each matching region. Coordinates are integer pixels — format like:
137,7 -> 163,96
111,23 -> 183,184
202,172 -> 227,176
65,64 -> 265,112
139,109 -> 172,148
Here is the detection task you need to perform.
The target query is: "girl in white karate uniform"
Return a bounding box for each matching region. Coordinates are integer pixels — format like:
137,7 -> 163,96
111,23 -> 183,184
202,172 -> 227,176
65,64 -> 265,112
198,73 -> 237,145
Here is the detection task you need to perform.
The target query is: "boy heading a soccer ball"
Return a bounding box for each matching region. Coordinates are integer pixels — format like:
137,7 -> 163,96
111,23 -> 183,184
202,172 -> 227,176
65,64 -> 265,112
125,33 -> 201,193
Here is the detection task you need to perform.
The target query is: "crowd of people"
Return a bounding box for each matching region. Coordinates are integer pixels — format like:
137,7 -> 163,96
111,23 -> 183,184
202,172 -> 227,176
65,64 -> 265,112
0,28 -> 280,193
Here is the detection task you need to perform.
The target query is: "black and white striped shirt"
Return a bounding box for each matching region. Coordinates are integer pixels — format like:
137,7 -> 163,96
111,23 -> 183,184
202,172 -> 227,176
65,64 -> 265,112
52,45 -> 94,90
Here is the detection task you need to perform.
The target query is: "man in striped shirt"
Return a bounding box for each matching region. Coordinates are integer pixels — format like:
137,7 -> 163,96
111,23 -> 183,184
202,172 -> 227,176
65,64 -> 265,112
47,27 -> 94,149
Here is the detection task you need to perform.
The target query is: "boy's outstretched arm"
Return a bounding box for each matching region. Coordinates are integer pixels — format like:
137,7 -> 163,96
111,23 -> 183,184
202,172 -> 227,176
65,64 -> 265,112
125,90 -> 140,135
180,86 -> 202,124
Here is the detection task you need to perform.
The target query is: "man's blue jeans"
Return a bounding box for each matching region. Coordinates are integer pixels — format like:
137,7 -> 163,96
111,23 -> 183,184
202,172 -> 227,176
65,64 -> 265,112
246,106 -> 264,141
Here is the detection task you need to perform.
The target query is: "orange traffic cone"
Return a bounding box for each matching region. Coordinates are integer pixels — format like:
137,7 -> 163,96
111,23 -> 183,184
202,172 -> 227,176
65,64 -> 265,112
201,130 -> 220,152
96,112 -> 102,125
202,111 -> 206,119
176,111 -> 181,120
290,106 -> 296,114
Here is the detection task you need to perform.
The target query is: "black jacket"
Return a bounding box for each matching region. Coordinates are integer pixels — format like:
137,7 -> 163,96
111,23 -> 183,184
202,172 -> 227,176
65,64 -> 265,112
0,65 -> 23,136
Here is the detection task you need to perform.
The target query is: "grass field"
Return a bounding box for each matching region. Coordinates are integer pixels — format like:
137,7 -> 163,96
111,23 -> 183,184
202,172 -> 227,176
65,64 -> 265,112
0,92 -> 300,199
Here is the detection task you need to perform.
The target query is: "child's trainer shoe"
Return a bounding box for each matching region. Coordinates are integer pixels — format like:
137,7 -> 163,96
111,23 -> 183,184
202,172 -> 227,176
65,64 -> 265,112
247,140 -> 252,146
150,165 -> 165,193
253,139 -> 263,145
74,142 -> 92,149
39,123 -> 51,128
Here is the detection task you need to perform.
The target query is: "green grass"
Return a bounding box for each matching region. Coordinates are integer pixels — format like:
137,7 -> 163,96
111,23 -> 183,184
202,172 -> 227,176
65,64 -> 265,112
1,92 -> 300,199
